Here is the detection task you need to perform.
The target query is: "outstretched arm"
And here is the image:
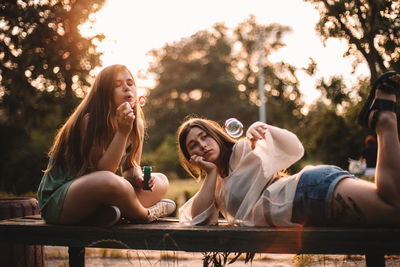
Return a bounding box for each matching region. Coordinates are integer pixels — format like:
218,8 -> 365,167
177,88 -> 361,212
246,121 -> 304,175
247,121 -> 304,157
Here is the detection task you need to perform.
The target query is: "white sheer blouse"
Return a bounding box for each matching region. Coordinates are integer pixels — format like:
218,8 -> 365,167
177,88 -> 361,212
179,122 -> 306,227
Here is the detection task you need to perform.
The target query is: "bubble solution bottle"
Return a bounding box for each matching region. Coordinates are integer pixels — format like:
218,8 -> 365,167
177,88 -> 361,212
143,166 -> 152,190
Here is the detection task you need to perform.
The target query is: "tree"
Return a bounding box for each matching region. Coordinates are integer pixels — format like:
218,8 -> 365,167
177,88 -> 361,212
299,0 -> 400,170
0,0 -> 105,193
302,104 -> 353,169
1,0 -> 105,119
232,16 -> 304,130
145,23 -> 254,150
145,16 -> 304,154
300,77 -> 370,169
304,0 -> 400,83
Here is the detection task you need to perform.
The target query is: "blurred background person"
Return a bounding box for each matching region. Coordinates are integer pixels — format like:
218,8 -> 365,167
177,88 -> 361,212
360,135 -> 377,179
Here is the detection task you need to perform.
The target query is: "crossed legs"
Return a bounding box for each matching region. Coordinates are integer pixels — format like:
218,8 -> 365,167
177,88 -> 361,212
58,171 -> 169,224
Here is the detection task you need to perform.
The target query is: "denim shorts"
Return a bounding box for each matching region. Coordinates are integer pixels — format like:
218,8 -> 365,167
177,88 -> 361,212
291,165 -> 356,226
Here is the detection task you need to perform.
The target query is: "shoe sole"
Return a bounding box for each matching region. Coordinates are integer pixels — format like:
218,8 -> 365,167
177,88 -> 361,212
358,71 -> 398,128
90,205 -> 121,228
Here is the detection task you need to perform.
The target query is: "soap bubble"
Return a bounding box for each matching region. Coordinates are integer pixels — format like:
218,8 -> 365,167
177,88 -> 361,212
224,118 -> 243,138
138,96 -> 146,107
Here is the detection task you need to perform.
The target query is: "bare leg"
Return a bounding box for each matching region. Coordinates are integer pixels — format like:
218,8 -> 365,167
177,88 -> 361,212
332,76 -> 400,226
374,89 -> 400,206
59,171 -> 149,224
135,172 -> 169,208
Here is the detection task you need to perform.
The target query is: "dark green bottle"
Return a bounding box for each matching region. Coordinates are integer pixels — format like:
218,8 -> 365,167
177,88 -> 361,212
143,166 -> 151,190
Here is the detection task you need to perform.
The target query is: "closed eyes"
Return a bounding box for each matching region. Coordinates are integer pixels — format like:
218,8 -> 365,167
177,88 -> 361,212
114,79 -> 134,87
188,133 -> 209,150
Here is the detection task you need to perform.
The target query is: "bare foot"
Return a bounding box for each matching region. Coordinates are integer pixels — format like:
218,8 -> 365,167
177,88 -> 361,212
372,88 -> 397,132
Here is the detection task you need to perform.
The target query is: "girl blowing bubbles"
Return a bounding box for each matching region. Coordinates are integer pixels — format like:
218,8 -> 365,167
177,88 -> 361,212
38,64 -> 175,227
177,72 -> 400,227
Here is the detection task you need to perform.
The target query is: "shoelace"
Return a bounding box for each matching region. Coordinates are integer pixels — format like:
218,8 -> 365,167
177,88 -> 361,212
153,202 -> 168,216
147,202 -> 169,222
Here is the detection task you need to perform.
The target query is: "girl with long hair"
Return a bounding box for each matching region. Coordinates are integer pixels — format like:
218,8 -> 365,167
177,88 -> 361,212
177,72 -> 400,227
38,64 -> 175,227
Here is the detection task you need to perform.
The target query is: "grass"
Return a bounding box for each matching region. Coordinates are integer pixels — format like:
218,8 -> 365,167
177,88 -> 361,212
165,178 -> 201,206
0,191 -> 37,199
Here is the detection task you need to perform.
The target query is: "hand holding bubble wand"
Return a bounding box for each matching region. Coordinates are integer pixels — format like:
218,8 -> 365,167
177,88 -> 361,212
225,118 -> 267,149
122,97 -> 152,190
118,96 -> 147,133
121,96 -> 147,111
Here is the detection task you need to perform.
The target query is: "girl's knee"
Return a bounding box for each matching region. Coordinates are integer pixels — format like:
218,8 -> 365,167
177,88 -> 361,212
135,173 -> 169,207
155,172 -> 169,185
154,172 -> 169,194
93,171 -> 132,196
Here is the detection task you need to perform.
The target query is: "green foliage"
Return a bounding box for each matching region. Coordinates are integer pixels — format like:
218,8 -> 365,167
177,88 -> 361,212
302,105 -> 354,169
0,0 -> 105,193
300,77 -> 371,169
303,0 -> 400,81
316,75 -> 349,107
1,1 -> 399,193
142,134 -> 185,179
145,15 -> 304,152
297,0 -> 400,168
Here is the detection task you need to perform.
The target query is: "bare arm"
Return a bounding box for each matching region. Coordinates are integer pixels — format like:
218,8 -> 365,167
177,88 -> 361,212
122,119 -> 155,189
97,103 -> 135,172
134,118 -> 144,166
189,155 -> 219,218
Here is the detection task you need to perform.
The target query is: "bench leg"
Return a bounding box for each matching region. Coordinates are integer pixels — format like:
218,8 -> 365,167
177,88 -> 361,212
365,253 -> 385,267
69,246 -> 85,267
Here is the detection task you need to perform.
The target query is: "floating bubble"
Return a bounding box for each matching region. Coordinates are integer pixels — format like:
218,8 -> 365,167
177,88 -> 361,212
224,118 -> 243,138
138,96 -> 146,107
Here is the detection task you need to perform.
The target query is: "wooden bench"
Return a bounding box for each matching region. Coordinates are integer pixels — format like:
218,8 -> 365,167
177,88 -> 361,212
1,215 -> 400,267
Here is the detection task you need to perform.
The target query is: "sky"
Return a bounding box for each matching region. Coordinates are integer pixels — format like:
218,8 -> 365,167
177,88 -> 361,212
80,0 -> 369,104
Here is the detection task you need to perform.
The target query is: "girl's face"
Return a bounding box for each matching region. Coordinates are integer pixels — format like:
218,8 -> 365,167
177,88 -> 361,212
185,127 -> 220,164
113,69 -> 137,108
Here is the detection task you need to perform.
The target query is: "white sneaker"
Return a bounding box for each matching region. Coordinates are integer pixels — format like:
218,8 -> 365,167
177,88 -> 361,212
89,205 -> 121,228
146,199 -> 176,222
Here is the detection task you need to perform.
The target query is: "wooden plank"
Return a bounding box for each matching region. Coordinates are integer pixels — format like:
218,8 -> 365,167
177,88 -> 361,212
1,215 -> 400,256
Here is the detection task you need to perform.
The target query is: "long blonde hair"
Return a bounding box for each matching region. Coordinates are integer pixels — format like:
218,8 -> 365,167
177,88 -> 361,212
46,64 -> 145,176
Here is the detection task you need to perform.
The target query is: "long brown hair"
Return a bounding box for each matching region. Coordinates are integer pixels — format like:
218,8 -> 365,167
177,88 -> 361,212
177,117 -> 236,181
46,64 -> 145,176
